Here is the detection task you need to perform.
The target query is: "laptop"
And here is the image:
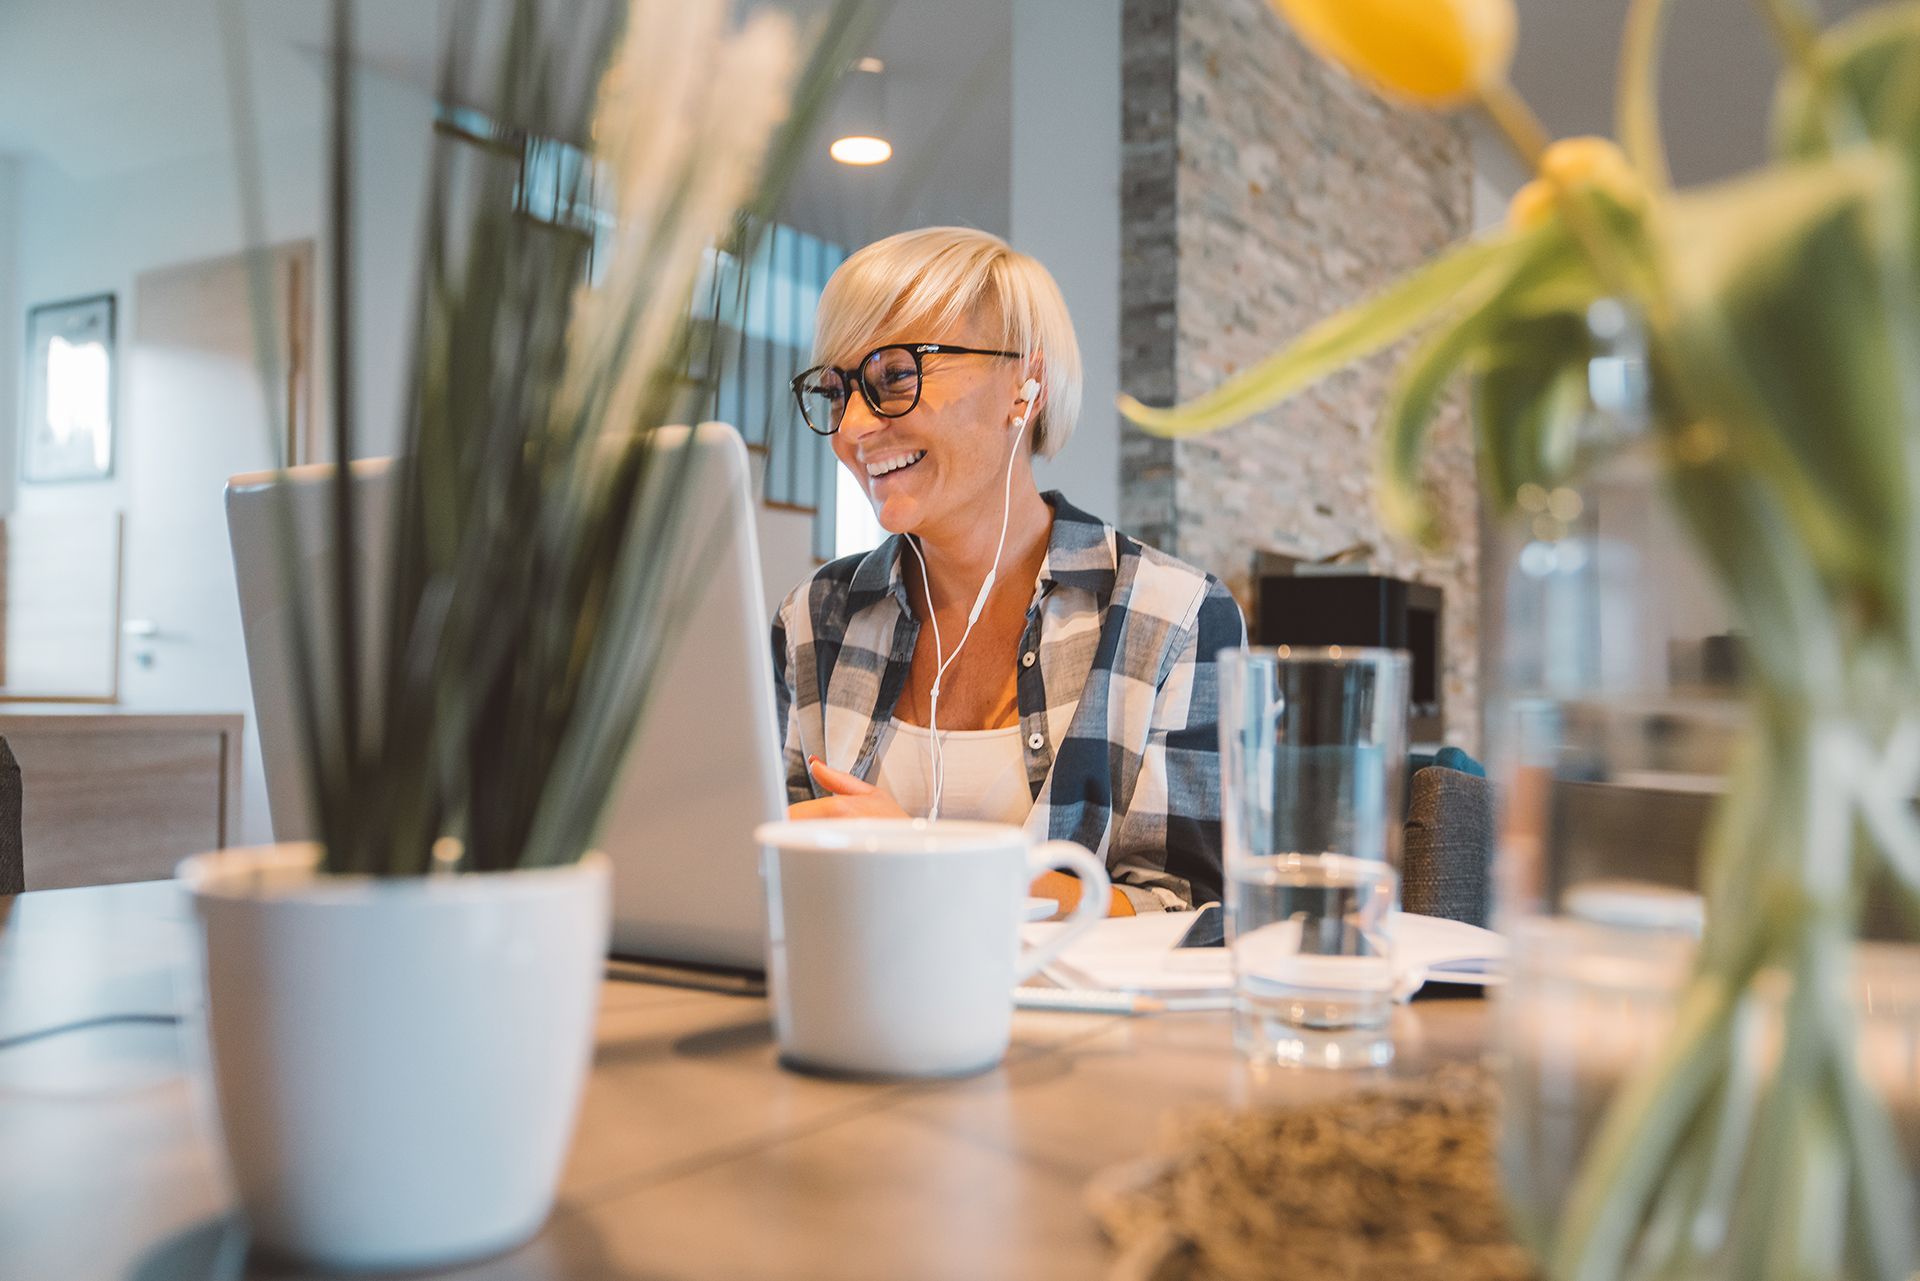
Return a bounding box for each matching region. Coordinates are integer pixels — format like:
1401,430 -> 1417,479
224,422 -> 786,972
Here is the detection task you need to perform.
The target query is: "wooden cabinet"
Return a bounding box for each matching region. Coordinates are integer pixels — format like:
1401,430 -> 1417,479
0,711 -> 243,889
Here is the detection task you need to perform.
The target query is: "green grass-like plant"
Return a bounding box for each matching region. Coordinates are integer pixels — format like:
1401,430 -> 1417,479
218,0 -> 881,877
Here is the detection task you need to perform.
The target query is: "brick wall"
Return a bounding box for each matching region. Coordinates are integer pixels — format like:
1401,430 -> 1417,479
1119,0 -> 1181,554
1120,0 -> 1481,748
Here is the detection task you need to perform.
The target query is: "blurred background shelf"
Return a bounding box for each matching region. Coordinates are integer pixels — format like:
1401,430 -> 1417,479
0,708 -> 242,889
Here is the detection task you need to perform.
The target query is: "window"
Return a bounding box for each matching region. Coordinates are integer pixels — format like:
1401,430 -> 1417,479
834,465 -> 886,559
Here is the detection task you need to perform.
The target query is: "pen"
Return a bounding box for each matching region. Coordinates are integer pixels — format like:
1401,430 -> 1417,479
1013,987 -> 1229,1015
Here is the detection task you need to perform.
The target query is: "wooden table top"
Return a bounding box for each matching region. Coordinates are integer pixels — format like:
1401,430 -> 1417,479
0,879 -> 1488,1281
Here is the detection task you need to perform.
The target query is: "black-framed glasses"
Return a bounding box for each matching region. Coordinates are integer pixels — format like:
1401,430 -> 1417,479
790,343 -> 1020,436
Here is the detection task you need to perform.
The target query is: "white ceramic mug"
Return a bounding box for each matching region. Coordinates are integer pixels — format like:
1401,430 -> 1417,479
753,818 -> 1112,1077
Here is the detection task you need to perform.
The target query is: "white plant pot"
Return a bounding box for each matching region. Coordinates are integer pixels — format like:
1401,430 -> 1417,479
177,843 -> 610,1272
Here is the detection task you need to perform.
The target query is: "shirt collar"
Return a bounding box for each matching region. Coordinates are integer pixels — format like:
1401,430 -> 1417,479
847,536 -> 912,614
845,490 -> 1118,613
1035,491 -> 1118,601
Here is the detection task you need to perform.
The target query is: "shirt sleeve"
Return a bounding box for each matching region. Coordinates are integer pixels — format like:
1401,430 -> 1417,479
1107,578 -> 1246,912
770,598 -> 813,806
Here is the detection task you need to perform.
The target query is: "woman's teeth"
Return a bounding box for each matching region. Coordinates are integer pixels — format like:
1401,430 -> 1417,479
867,450 -> 927,478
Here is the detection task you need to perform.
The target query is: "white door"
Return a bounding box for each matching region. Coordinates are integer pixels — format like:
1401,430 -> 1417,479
121,244 -> 313,843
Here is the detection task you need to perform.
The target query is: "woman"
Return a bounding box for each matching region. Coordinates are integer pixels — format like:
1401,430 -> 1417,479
772,227 -> 1245,915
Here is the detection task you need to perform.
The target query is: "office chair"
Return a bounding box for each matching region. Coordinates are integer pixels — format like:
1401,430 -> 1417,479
1402,763 -> 1494,928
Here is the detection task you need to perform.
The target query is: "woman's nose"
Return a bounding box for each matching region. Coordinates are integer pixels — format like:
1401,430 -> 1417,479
839,390 -> 885,440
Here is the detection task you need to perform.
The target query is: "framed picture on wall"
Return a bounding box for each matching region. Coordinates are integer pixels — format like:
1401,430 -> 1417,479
21,293 -> 116,483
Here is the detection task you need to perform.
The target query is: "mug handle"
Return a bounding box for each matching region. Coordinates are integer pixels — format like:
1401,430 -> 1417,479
1014,841 -> 1113,983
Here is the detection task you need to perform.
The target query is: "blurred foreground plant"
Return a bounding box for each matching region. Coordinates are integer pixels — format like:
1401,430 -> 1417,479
1122,1 -> 1920,1277
221,0 -> 879,876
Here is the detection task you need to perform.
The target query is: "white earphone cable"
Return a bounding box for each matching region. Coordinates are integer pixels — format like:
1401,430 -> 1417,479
903,385 -> 1034,820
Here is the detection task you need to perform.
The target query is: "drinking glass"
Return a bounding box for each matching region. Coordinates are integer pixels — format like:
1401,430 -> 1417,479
1218,646 -> 1411,1067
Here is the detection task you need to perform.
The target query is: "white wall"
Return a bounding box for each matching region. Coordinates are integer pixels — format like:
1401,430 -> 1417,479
10,72 -> 432,845
15,141 -> 308,526
0,160 -> 14,514
750,451 -> 820,618
14,76 -> 431,524
1010,0 -> 1121,526
0,156 -> 16,515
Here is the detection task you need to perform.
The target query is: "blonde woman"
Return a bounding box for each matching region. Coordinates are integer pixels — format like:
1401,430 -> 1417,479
773,227 -> 1245,915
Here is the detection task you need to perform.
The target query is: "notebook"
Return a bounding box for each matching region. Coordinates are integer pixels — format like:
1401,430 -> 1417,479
1019,909 -> 1507,1000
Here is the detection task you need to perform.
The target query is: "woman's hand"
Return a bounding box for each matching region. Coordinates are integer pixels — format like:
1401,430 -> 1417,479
1030,869 -> 1137,919
787,756 -> 911,821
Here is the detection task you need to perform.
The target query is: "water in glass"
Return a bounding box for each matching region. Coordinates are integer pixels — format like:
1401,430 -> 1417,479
1229,852 -> 1397,1068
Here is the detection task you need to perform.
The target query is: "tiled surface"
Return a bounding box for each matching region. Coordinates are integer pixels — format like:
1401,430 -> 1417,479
1119,0 -> 1483,749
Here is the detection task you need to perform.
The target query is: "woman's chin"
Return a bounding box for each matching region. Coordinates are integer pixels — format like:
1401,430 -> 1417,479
874,493 -> 924,535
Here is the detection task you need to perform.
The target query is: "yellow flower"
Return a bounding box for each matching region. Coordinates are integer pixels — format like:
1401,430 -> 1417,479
1539,135 -> 1639,201
1507,136 -> 1643,228
1507,178 -> 1556,230
1270,0 -> 1517,107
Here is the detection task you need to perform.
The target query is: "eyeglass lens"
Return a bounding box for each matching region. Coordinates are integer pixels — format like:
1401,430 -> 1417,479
799,368 -> 849,435
861,347 -> 919,415
798,347 -> 927,433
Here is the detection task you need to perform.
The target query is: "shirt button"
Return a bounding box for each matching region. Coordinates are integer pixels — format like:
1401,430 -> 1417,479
1027,732 -> 1045,751
1021,651 -> 1036,668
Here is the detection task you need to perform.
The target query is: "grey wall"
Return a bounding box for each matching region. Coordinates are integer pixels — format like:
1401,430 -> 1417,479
1012,0 -> 1122,526
1510,0 -> 1876,187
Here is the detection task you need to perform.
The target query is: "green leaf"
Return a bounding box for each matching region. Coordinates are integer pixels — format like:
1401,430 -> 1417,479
1662,450 -> 1846,699
1376,303 -> 1511,545
1618,0 -> 1675,192
1468,311 -> 1593,510
1774,2 -> 1920,162
1116,227 -> 1541,437
1662,150 -> 1912,608
1377,219 -> 1622,542
222,0 -> 882,876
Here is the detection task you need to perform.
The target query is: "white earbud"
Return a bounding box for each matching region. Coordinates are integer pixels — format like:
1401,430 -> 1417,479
1012,379 -> 1040,434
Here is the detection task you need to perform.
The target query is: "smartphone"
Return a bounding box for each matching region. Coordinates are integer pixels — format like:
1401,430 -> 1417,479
1174,902 -> 1225,948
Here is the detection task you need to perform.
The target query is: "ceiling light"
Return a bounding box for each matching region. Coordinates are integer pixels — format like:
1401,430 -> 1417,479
830,57 -> 890,167
830,136 -> 892,165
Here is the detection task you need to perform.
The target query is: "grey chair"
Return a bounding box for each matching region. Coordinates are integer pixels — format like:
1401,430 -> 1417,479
0,737 -> 20,896
1402,764 -> 1494,927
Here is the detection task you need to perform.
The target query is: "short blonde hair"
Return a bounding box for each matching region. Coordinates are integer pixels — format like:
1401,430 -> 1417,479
813,227 -> 1083,459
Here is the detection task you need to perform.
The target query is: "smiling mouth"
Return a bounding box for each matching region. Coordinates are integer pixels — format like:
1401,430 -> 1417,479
866,450 -> 927,480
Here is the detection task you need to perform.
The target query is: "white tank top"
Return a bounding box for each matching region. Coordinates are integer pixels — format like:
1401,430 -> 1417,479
875,719 -> 1033,827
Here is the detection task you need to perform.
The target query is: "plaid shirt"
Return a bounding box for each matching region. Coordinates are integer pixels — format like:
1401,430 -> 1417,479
771,492 -> 1246,912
